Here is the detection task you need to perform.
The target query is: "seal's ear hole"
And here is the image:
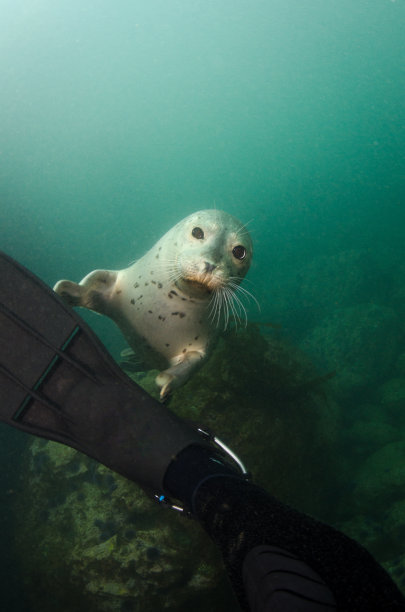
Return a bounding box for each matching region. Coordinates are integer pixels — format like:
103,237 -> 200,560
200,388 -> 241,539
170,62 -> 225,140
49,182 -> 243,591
192,227 -> 204,240
232,245 -> 246,260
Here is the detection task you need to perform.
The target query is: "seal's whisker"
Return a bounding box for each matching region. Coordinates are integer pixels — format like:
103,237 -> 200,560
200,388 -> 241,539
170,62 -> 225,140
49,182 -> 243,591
224,287 -> 242,327
235,229 -> 254,239
235,285 -> 260,310
208,284 -> 250,332
167,271 -> 183,285
228,288 -> 248,327
223,290 -> 239,329
222,290 -> 230,331
211,288 -> 226,330
208,291 -> 216,321
226,287 -> 243,319
228,281 -> 261,312
216,292 -> 224,330
208,289 -> 217,317
153,259 -> 179,272
160,262 -> 183,285
235,230 -> 254,239
208,290 -> 222,329
153,257 -> 179,264
232,276 -> 256,288
235,218 -> 254,238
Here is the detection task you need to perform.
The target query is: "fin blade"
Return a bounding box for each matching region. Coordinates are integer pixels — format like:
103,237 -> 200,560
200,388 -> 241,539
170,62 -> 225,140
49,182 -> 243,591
0,252 -> 122,445
0,251 -> 205,493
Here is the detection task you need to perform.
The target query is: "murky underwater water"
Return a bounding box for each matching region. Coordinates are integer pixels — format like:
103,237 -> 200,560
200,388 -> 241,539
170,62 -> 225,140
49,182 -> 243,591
0,0 -> 404,609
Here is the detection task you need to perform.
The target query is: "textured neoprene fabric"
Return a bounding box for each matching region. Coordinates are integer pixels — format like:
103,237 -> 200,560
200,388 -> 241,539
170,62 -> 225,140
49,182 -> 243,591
193,476 -> 405,611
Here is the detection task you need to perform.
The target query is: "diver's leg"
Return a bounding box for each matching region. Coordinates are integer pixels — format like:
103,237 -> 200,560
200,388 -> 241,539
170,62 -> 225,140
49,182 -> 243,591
164,444 -> 405,612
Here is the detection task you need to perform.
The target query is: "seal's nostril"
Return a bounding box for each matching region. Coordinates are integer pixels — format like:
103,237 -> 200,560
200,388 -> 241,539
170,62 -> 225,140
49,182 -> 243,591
204,262 -> 216,273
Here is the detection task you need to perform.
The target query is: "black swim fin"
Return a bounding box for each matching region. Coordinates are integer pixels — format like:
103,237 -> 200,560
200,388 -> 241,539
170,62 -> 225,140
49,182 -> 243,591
0,251 -> 203,494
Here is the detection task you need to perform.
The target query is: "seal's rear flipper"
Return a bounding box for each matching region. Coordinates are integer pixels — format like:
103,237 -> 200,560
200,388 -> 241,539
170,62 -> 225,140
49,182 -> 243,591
54,270 -> 118,315
0,252 -> 203,493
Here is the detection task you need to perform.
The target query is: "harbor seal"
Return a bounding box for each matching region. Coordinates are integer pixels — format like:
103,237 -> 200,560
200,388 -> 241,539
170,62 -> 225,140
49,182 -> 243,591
54,209 -> 253,399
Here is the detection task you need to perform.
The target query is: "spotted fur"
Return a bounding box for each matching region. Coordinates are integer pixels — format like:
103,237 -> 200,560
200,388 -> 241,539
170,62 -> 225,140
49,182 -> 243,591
54,210 -> 253,399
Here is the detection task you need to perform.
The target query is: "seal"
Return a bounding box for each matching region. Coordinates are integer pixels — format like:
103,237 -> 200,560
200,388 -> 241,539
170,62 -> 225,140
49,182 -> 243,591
54,209 -> 253,398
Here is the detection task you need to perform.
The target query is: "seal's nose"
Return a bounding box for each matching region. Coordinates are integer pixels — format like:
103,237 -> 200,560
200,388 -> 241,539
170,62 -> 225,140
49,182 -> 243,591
204,262 -> 216,273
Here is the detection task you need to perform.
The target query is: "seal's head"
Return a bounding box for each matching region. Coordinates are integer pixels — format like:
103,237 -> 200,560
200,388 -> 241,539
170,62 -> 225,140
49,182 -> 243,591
160,209 -> 254,327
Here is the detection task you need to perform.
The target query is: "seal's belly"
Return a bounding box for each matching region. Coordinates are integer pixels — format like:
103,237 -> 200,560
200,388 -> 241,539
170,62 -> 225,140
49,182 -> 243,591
116,271 -> 211,364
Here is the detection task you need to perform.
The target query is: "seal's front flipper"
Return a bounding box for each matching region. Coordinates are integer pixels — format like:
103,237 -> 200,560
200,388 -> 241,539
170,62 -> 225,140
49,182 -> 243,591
156,351 -> 205,400
0,251 -> 203,493
54,270 -> 118,315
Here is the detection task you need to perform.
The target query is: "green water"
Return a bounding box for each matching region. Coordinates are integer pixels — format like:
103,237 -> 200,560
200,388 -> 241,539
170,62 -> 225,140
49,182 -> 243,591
0,1 -> 404,610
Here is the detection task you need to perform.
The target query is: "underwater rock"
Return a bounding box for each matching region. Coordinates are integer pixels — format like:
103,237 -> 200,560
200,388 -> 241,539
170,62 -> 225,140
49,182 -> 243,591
395,353 -> 405,378
384,500 -> 405,554
16,439 -> 230,612
336,442 -> 405,591
352,441 -> 405,516
346,417 -> 399,460
337,506 -> 405,590
384,554 -> 405,597
300,303 -> 401,397
337,514 -> 390,562
380,378 -> 405,421
13,325 -> 342,611
169,326 -> 341,513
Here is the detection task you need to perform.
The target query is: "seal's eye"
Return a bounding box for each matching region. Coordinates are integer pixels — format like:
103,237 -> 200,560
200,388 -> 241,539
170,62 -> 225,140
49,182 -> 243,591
192,227 -> 204,240
232,245 -> 246,260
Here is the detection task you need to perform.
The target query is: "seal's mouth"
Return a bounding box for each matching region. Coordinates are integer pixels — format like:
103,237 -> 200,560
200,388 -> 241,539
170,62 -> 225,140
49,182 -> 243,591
176,273 -> 224,297
183,278 -> 213,294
